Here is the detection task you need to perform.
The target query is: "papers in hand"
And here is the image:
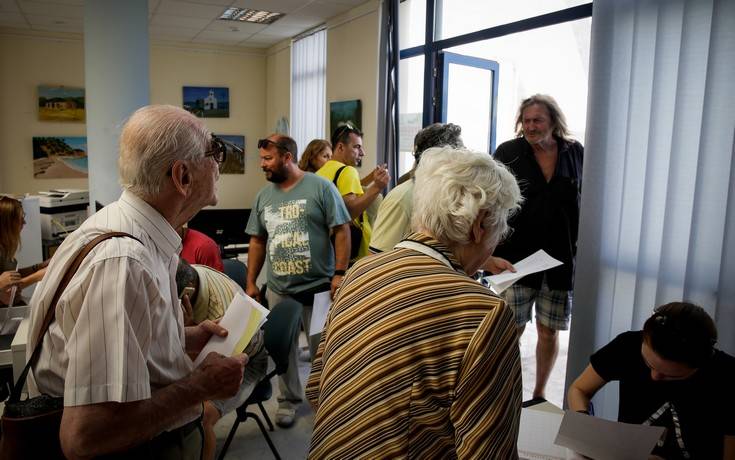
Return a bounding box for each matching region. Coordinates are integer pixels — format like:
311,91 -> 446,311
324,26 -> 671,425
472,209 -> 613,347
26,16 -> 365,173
554,411 -> 665,460
193,293 -> 269,367
484,250 -> 563,294
309,291 -> 331,337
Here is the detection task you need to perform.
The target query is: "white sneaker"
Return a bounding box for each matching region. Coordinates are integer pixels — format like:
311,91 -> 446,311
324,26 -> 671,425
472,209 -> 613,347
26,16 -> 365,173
275,407 -> 296,428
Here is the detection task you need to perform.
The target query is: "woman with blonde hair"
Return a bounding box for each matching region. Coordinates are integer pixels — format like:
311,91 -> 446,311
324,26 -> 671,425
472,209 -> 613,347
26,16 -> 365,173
298,139 -> 332,173
0,196 -> 47,305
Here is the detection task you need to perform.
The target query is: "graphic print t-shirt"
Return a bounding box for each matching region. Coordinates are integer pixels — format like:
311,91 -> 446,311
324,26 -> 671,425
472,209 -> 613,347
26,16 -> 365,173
246,173 -> 350,294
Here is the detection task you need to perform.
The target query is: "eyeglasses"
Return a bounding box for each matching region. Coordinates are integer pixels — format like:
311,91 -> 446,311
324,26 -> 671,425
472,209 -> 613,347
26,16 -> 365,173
257,138 -> 290,153
205,134 -> 243,164
167,134 -> 242,176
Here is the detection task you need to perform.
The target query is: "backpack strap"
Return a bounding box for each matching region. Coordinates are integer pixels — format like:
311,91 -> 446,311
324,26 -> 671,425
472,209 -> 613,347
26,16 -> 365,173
9,231 -> 142,402
332,165 -> 348,186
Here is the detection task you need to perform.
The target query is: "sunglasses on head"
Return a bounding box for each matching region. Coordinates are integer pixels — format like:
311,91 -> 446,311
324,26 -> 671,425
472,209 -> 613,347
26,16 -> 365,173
257,138 -> 290,153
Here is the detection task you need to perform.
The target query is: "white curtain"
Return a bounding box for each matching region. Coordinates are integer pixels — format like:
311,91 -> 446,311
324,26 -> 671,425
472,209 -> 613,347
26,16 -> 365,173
291,29 -> 327,157
566,0 -> 735,419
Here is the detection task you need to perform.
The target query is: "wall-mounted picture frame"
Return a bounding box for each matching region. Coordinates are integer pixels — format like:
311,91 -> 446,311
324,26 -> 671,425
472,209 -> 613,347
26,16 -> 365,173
183,86 -> 229,118
330,99 -> 363,166
32,136 -> 88,179
329,99 -> 362,137
216,134 -> 245,174
38,86 -> 85,121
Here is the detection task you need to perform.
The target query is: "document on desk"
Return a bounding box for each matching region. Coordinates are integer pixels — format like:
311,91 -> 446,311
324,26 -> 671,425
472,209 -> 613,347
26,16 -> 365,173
484,250 -> 563,294
554,411 -> 665,460
518,404 -> 567,460
192,293 -> 269,367
309,291 -> 332,337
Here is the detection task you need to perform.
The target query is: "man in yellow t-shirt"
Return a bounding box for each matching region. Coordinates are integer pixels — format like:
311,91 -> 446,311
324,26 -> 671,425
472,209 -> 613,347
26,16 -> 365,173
316,123 -> 390,261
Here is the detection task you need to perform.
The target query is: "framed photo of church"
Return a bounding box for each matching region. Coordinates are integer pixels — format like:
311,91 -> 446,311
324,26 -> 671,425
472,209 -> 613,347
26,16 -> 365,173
182,86 -> 229,118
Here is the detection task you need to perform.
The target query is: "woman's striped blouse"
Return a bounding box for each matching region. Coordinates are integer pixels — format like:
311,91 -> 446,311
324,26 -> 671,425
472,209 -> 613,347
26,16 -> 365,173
306,233 -> 522,459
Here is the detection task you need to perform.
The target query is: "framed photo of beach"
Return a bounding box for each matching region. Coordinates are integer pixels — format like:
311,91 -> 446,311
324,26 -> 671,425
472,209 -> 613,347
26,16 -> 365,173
38,86 -> 85,121
215,134 -> 245,174
183,86 -> 229,118
32,136 -> 88,179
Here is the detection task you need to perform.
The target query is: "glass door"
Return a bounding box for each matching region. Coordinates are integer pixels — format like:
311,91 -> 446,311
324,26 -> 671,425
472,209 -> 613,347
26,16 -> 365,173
436,52 -> 499,153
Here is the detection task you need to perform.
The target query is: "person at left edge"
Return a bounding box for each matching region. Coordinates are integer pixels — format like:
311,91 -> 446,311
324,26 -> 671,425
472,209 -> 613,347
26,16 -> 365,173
26,105 -> 248,459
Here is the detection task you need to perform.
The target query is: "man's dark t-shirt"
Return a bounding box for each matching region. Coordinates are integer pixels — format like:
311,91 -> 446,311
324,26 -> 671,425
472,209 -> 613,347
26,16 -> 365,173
590,331 -> 735,459
493,136 -> 583,291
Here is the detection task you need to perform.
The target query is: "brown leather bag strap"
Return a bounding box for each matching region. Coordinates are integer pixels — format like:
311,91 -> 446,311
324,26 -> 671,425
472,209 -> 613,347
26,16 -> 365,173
9,231 -> 142,402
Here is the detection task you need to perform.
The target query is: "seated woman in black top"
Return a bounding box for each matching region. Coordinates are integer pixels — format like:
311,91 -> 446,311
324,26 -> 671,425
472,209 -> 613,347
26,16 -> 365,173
567,302 -> 735,459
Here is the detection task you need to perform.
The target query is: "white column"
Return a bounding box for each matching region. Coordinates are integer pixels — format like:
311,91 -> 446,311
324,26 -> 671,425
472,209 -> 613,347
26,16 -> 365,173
84,0 -> 149,208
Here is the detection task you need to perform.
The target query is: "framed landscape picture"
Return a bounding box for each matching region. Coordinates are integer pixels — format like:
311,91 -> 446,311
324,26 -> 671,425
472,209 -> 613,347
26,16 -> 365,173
183,86 -> 229,118
38,86 -> 85,121
216,134 -> 245,174
32,136 -> 88,179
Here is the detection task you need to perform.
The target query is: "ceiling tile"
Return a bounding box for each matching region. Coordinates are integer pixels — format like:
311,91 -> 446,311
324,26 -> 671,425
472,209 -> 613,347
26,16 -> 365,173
193,29 -> 253,43
156,0 -> 227,18
30,22 -> 82,33
27,15 -> 83,27
206,19 -> 265,33
262,23 -> 308,36
36,0 -> 84,4
0,12 -> 29,27
302,1 -> 353,18
18,1 -> 84,18
232,0 -> 311,14
150,25 -> 201,39
183,0 -> 233,5
151,13 -> 213,29
0,0 -> 22,13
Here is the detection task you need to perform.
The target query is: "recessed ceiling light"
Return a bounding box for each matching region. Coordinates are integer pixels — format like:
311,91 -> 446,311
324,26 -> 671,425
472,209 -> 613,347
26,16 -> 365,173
218,7 -> 284,25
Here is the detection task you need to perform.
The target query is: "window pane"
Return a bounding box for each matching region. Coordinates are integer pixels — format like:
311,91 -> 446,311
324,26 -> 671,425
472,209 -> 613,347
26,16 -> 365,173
445,62 -> 494,152
437,0 -> 589,41
398,55 -> 424,178
446,18 -> 591,149
398,0 -> 426,49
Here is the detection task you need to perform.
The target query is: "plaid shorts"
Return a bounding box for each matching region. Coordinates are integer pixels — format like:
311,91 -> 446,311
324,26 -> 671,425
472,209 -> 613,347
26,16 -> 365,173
502,276 -> 572,330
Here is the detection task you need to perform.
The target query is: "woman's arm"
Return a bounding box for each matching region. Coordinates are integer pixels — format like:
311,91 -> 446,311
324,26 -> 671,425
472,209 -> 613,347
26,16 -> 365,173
567,364 -> 607,412
20,267 -> 46,289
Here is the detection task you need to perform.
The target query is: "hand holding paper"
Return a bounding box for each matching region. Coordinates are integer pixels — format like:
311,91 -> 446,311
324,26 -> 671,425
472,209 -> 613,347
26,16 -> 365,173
484,250 -> 563,294
193,292 -> 270,367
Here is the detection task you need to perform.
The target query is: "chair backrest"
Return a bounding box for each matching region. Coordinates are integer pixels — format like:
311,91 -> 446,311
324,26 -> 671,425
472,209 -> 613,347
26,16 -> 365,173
263,298 -> 302,376
222,258 -> 247,291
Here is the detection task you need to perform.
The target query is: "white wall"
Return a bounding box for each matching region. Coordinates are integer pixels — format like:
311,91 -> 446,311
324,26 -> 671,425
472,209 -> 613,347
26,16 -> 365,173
0,32 -> 269,209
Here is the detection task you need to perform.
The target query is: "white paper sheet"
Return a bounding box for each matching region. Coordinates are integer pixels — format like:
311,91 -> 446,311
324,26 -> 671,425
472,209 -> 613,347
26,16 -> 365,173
518,404 -> 567,460
309,291 -> 332,337
554,411 -> 666,460
192,292 -> 270,367
484,250 -> 563,294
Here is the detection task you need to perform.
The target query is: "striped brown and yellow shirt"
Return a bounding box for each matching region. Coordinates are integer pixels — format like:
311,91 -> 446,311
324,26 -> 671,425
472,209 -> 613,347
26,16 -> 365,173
306,233 -> 521,459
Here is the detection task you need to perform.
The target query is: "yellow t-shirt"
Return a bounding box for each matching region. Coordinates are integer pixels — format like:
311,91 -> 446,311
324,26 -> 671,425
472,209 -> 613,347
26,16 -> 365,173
316,160 -> 372,260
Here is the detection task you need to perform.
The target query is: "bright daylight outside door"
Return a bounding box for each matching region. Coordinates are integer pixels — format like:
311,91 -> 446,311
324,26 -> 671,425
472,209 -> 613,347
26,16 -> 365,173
437,52 -> 499,153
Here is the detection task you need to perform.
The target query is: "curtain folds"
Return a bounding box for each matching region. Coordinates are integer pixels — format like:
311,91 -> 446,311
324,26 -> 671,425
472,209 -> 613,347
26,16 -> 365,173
291,29 -> 327,155
566,0 -> 735,418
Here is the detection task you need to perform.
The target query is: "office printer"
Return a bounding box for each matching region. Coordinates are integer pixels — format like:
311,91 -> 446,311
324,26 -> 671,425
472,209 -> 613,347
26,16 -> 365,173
38,189 -> 89,239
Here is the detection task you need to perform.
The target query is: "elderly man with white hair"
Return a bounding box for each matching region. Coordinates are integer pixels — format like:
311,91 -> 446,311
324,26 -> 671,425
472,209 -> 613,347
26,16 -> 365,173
307,146 -> 524,459
26,105 -> 247,459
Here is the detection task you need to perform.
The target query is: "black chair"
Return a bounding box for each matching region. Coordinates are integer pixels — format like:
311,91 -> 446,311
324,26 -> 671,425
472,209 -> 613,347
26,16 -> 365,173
218,298 -> 303,460
222,258 -> 247,291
